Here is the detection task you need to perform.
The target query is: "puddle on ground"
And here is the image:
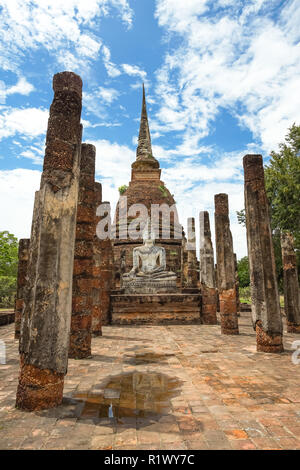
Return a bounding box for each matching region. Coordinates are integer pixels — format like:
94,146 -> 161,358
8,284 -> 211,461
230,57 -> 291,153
124,351 -> 175,365
73,371 -> 182,422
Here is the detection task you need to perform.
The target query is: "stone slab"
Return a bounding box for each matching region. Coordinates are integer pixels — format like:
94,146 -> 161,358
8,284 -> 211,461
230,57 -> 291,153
111,293 -> 201,325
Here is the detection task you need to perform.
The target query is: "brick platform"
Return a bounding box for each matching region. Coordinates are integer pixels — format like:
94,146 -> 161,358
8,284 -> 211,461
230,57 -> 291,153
111,293 -> 201,325
0,310 -> 14,327
1,312 -> 300,450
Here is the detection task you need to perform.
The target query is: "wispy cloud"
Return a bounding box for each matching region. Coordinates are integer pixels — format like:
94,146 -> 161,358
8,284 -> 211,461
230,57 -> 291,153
0,0 -> 133,73
0,107 -> 48,141
154,0 -> 300,152
0,77 -> 35,104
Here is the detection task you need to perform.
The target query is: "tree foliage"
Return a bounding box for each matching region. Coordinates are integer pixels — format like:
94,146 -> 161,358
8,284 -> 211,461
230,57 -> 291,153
237,124 -> 300,289
264,123 -> 300,237
0,231 -> 18,307
0,231 -> 18,277
118,185 -> 128,195
237,256 -> 250,287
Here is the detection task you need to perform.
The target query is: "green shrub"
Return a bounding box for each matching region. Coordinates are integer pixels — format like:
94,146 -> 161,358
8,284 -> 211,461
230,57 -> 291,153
239,286 -> 251,304
0,275 -> 16,308
118,185 -> 128,195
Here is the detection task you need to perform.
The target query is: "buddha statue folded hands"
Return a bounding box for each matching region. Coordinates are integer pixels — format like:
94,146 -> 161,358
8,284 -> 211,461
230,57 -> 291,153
122,219 -> 177,293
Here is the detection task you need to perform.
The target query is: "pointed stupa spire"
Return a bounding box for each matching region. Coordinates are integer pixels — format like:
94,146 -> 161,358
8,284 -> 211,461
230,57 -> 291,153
136,84 -> 153,160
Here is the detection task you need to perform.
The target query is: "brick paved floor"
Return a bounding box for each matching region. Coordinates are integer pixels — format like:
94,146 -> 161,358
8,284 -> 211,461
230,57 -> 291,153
0,312 -> 300,450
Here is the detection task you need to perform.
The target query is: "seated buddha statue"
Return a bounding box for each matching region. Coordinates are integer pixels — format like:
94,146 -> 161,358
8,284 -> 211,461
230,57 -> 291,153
122,219 -> 177,292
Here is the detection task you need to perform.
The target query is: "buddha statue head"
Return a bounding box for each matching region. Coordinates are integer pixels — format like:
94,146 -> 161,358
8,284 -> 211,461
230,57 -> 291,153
142,218 -> 156,247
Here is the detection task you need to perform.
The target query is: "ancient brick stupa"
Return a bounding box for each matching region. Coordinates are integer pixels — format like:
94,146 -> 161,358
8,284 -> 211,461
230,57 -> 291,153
110,86 -> 202,324
113,85 -> 183,287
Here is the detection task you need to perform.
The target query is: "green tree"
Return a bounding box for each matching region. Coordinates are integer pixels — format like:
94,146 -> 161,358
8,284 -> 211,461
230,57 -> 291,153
0,231 -> 18,277
0,231 -> 18,308
236,209 -> 246,227
237,124 -> 300,289
118,185 -> 128,195
264,123 -> 300,285
265,123 -> 300,237
237,256 -> 250,287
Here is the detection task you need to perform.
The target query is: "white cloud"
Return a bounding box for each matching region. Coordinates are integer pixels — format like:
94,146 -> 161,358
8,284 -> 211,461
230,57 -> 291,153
0,0 -> 133,74
102,45 -> 121,77
122,64 -> 147,81
0,168 -> 41,239
0,107 -> 48,141
91,138 -> 135,212
97,86 -> 119,104
19,143 -> 44,165
154,0 -> 300,153
0,77 -> 35,104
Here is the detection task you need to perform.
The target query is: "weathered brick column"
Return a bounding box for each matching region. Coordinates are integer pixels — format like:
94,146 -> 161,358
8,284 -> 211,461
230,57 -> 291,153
234,254 -> 240,317
243,154 -> 283,352
92,182 -> 103,336
199,211 -> 217,324
214,194 -> 239,335
97,202 -> 114,325
187,217 -> 198,288
69,144 -> 96,358
14,239 -> 30,340
215,263 -> 220,312
16,72 -> 82,410
281,231 -> 300,333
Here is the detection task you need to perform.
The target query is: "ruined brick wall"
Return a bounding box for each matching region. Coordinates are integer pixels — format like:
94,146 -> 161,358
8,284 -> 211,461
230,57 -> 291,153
14,239 -> 30,340
69,144 -> 96,359
214,194 -> 239,335
281,231 -> 300,333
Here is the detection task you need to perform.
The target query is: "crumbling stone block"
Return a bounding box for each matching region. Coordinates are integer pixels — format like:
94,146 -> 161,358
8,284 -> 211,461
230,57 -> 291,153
16,71 -> 83,411
199,211 -> 217,324
69,144 -> 96,358
234,253 -> 240,317
281,231 -> 300,333
214,194 -> 239,335
92,182 -> 103,336
186,217 -> 198,288
14,239 -> 30,340
97,202 -> 114,325
243,154 -> 283,352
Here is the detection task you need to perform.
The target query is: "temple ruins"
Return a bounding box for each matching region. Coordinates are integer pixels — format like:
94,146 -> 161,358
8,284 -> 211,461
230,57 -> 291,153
13,71 -> 299,412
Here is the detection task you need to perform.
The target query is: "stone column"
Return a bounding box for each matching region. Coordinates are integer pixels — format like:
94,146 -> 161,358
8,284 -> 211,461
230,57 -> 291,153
243,154 -> 283,352
215,263 -> 220,312
98,202 -> 114,325
214,194 -> 239,335
281,231 -> 300,333
69,144 -> 96,358
234,254 -> 240,317
187,217 -> 198,288
14,239 -> 30,340
16,72 -> 82,411
199,211 -> 217,324
92,182 -> 103,336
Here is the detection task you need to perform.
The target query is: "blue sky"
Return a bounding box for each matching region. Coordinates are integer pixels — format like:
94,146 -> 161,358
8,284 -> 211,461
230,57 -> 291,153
0,0 -> 299,258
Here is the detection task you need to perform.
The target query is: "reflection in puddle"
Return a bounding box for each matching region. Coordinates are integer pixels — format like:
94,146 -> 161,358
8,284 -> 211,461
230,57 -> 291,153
125,351 -> 175,365
74,371 -> 182,422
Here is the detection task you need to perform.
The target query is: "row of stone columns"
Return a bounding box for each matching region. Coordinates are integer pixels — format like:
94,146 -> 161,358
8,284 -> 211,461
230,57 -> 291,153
188,155 -> 299,347
15,72 -> 113,411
